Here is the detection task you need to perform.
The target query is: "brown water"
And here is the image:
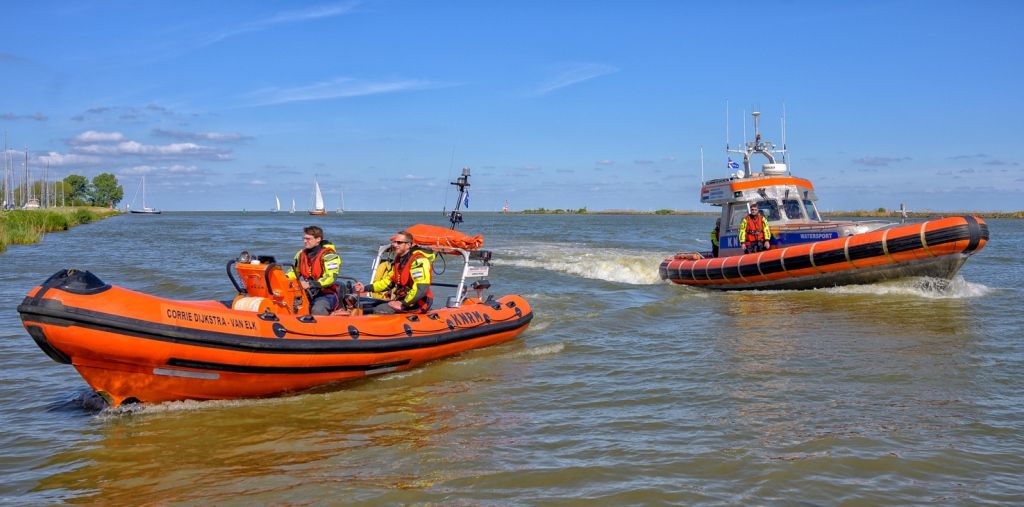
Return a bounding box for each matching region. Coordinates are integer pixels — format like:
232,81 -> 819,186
1,212 -> 1021,504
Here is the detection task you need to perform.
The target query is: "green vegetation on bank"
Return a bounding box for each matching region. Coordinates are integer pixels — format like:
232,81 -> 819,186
0,208 -> 119,252
521,207 -> 589,214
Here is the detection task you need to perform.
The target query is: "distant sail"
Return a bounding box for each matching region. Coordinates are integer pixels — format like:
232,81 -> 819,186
309,176 -> 327,215
314,179 -> 325,211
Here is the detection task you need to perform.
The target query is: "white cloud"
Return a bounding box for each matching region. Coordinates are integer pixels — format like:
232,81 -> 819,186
36,151 -> 103,166
74,141 -> 231,160
596,159 -> 615,166
72,130 -> 126,144
244,77 -> 439,106
535,63 -> 619,95
122,165 -> 156,175
120,164 -> 202,177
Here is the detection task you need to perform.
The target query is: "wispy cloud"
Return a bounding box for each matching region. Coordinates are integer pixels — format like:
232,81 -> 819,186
535,63 -> 619,95
71,104 -> 180,123
852,156 -> 911,167
153,129 -> 252,143
596,159 -> 615,166
1,112 -> 47,121
243,77 -> 439,106
200,2 -> 359,48
121,164 -> 205,178
37,151 -> 104,167
984,159 -> 1019,166
74,141 -> 232,161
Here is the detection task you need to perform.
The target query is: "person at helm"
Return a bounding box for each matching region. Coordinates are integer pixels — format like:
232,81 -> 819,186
287,225 -> 342,315
354,230 -> 435,314
739,203 -> 772,254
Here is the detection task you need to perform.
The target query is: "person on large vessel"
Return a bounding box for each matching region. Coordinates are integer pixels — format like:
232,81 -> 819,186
287,225 -> 342,315
739,203 -> 772,254
353,231 -> 435,314
710,218 -> 721,258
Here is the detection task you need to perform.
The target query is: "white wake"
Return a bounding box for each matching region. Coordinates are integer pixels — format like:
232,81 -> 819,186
497,242 -> 666,285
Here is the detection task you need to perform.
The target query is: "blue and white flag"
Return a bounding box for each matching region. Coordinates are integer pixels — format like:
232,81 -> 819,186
463,191 -> 469,208
727,158 -> 740,170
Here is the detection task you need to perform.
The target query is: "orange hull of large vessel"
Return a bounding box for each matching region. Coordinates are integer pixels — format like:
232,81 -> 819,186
19,270 -> 532,406
660,215 -> 988,290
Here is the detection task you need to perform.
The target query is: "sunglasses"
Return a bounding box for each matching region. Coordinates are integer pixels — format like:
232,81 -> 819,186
390,240 -> 410,245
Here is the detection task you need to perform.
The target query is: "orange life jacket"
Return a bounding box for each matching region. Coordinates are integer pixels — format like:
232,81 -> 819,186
297,244 -> 338,295
392,250 -> 433,313
744,214 -> 766,242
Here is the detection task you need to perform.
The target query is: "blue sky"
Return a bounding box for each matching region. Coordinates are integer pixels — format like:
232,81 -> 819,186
1,0 -> 1022,211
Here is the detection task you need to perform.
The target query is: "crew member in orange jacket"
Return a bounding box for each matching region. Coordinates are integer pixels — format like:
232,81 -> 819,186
287,225 -> 342,315
354,230 -> 435,314
739,203 -> 772,254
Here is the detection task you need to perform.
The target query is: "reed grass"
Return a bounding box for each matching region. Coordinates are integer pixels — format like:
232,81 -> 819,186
0,208 -> 119,253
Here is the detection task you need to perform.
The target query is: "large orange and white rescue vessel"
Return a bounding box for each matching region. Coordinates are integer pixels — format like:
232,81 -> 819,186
660,112 -> 988,290
19,170 -> 533,406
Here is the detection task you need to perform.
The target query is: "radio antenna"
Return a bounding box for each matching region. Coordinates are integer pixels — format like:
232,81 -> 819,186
448,167 -> 471,229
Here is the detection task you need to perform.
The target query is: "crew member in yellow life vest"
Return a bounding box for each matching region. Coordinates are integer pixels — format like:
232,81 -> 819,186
369,247 -> 395,300
287,225 -> 342,315
739,203 -> 772,254
711,218 -> 721,257
354,230 -> 435,314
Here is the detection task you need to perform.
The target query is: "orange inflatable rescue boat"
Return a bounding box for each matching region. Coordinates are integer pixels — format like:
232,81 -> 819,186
660,111 -> 988,290
18,224 -> 532,406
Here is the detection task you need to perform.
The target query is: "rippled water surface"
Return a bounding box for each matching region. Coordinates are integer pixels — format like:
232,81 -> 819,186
2,212 -> 1022,504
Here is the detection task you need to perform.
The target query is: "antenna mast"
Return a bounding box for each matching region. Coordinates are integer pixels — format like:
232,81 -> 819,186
700,146 -> 705,184
725,100 -> 730,151
448,166 -> 471,230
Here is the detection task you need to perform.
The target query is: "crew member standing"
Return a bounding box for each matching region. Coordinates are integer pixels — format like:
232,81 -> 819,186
288,225 -> 342,315
738,203 -> 772,254
354,230 -> 434,314
710,218 -> 721,257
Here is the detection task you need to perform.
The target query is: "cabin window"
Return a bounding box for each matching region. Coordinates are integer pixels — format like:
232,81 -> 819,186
756,200 -> 781,221
727,203 -> 747,231
782,199 -> 804,220
803,200 -> 821,221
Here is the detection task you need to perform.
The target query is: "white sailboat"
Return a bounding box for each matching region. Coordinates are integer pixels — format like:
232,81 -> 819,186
272,193 -> 281,212
290,198 -> 296,214
308,176 -> 327,215
129,176 -> 161,214
336,190 -> 344,214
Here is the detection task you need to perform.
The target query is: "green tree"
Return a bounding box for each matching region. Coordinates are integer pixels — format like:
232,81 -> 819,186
90,173 -> 124,207
64,174 -> 90,206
